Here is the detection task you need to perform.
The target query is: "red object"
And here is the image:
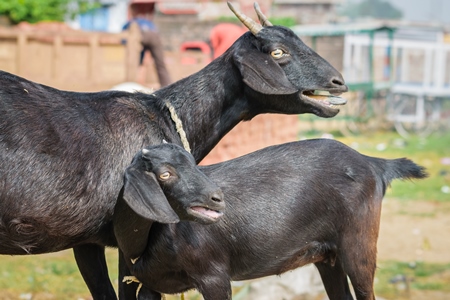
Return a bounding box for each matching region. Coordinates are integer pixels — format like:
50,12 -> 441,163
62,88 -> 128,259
210,23 -> 247,59
180,41 -> 211,54
180,41 -> 212,65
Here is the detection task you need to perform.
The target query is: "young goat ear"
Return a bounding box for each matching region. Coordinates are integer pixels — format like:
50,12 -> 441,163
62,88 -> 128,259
235,48 -> 298,95
122,167 -> 180,223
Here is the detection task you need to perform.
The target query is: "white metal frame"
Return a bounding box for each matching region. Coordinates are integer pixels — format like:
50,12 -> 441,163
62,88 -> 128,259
343,33 -> 450,136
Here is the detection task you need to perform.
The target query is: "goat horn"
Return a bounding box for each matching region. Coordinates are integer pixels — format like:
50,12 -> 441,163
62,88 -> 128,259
254,2 -> 273,27
227,1 -> 262,35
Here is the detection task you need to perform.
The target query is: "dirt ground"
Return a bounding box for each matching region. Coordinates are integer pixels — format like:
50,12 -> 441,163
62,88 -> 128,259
377,199 -> 450,263
374,199 -> 450,300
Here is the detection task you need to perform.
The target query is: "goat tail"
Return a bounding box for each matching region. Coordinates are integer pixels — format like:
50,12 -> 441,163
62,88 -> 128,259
369,157 -> 428,185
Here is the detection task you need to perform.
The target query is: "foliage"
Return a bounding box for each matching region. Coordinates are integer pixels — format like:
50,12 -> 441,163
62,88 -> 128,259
215,16 -> 296,28
268,17 -> 296,28
0,0 -> 99,24
339,0 -> 403,20
215,16 -> 241,23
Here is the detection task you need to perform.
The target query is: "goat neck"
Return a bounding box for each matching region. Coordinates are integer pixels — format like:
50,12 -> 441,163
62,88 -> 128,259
154,57 -> 246,162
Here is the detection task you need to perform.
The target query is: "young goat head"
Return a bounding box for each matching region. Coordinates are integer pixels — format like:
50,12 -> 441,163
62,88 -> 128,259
114,143 -> 225,261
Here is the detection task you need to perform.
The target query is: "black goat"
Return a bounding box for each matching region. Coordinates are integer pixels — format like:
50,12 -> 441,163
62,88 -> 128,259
0,2 -> 347,299
115,139 -> 427,300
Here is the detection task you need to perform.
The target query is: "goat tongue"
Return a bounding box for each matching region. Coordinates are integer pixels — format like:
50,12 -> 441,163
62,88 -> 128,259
191,206 -> 223,219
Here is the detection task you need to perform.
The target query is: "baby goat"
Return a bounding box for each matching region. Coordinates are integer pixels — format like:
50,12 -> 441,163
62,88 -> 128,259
114,143 -> 225,263
115,139 -> 427,300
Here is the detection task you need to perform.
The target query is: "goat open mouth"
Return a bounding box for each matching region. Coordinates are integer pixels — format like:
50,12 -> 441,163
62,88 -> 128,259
301,90 -> 347,109
189,206 -> 223,220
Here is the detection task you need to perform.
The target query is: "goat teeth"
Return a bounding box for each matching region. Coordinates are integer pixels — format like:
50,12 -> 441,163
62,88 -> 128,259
313,90 -> 331,96
308,94 -> 347,105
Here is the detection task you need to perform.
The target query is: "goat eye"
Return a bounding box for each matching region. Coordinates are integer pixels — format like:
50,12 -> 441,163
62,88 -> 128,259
270,49 -> 284,59
159,172 -> 171,180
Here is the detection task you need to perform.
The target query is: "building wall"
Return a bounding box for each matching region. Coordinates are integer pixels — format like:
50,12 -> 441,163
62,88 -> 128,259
301,35 -> 345,72
201,114 -> 301,165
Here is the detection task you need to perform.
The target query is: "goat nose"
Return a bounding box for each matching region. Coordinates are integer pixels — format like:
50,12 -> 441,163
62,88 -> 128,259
211,190 -> 224,203
330,76 -> 345,87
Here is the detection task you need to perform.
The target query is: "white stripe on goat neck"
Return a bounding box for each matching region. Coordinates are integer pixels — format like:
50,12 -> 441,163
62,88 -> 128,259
164,100 -> 191,153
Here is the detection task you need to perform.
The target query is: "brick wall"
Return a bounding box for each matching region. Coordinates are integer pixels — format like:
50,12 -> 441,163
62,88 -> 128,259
200,114 -> 300,165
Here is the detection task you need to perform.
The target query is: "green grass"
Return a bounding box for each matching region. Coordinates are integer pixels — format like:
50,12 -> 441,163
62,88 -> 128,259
0,249 -> 118,299
375,261 -> 450,298
1,252 -> 449,300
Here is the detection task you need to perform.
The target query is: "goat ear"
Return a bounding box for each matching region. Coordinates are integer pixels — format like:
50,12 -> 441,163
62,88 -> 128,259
122,167 -> 180,223
235,49 -> 298,95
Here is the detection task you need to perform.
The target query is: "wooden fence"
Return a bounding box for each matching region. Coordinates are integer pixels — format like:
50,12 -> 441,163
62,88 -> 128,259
0,23 -> 142,90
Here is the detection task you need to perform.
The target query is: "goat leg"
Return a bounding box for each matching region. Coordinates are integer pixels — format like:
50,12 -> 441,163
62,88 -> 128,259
118,260 -> 162,300
339,209 -> 379,300
136,287 -> 163,300
118,251 -> 163,300
196,276 -> 232,300
73,244 -> 117,300
341,237 -> 378,299
119,250 -> 137,300
315,260 -> 354,300
343,255 -> 377,300
118,250 -> 162,300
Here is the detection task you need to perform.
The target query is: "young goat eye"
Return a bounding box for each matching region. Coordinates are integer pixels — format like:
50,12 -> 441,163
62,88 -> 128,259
270,48 -> 284,59
159,171 -> 171,180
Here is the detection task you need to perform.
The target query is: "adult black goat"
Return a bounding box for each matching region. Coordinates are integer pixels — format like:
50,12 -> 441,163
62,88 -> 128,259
0,2 -> 347,299
115,139 -> 427,300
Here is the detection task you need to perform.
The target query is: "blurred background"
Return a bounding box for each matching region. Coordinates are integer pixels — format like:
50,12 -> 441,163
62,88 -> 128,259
0,0 -> 449,299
